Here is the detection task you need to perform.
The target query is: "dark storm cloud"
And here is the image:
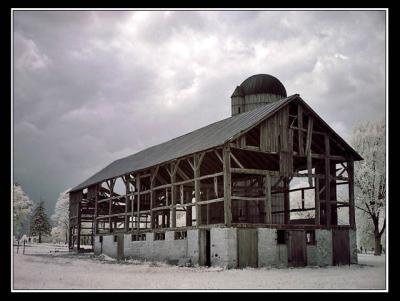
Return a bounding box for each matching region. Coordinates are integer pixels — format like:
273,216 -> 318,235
13,10 -> 386,215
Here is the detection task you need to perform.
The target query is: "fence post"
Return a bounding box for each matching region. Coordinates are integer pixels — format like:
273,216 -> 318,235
17,240 -> 19,254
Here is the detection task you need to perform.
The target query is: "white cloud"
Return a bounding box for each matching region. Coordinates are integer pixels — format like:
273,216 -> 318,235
13,10 -> 386,214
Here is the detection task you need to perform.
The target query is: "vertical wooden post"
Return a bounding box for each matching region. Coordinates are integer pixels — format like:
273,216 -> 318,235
136,175 -> 140,234
171,162 -> 177,228
124,178 -> 129,232
223,144 -> 232,226
94,184 -> 98,235
348,158 -> 356,228
283,178 -> 290,224
194,154 -> 201,226
77,200 -> 81,250
206,188 -> 210,225
264,174 -> 272,223
186,191 -> 192,227
150,169 -> 156,229
315,179 -> 320,225
298,104 -> 304,156
324,134 -> 331,227
306,117 -> 314,187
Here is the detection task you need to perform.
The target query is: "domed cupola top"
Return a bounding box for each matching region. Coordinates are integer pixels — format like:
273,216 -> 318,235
231,74 -> 287,98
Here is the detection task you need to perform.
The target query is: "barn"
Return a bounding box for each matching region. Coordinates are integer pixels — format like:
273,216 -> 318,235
69,74 -> 362,268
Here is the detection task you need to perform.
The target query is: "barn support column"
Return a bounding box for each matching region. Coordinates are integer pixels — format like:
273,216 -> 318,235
150,167 -> 158,229
194,153 -> 204,226
324,134 -> 331,227
223,144 -> 232,226
136,174 -> 141,233
347,158 -> 356,228
77,200 -> 81,251
264,174 -> 272,223
170,161 -> 178,228
124,177 -> 129,232
94,184 -> 98,234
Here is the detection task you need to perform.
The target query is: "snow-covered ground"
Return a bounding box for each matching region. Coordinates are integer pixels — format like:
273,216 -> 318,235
12,243 -> 386,290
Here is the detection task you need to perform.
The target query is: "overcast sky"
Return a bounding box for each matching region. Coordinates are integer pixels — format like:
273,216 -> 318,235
13,10 -> 386,215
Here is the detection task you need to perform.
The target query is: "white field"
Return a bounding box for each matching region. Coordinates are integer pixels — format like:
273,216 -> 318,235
12,243 -> 386,291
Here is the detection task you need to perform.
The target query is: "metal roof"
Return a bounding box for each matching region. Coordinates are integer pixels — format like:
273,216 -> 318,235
71,94 -> 362,192
71,95 -> 297,191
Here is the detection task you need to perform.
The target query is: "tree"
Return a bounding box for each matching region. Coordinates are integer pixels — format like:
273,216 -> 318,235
13,183 -> 34,238
30,201 -> 51,243
351,118 -> 386,255
51,189 -> 70,244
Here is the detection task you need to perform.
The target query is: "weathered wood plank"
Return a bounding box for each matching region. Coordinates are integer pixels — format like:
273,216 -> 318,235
194,154 -> 201,226
171,162 -> 177,228
265,174 -> 272,223
348,157 -> 355,228
136,175 -> 141,233
230,152 -> 244,168
223,144 -> 232,226
325,135 -> 331,227
298,104 -> 304,155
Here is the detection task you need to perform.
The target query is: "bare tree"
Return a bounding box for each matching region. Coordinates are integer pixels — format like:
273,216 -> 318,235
351,118 -> 386,255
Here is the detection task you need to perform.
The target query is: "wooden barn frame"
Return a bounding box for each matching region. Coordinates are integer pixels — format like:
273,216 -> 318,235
69,93 -> 361,259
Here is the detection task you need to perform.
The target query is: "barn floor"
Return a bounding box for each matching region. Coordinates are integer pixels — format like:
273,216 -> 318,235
12,243 -> 386,291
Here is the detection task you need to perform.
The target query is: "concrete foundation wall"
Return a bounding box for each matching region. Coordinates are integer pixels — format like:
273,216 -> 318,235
258,228 -> 276,267
95,235 -> 117,258
93,227 -> 350,268
257,228 -> 288,267
306,245 -> 318,266
315,229 -> 333,266
187,229 -> 199,265
349,229 -> 358,264
210,228 -> 237,268
123,232 -> 187,264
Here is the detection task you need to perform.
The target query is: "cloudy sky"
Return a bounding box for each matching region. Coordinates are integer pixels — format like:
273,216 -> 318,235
13,10 -> 386,215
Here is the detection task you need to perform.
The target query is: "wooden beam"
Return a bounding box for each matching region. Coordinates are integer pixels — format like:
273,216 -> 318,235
223,144 -> 232,226
264,174 -> 272,223
230,152 -> 244,168
176,166 -> 190,181
214,149 -> 223,164
171,162 -> 177,228
305,117 -> 314,154
187,158 -> 194,171
136,175 -> 141,233
150,168 -> 156,229
298,104 -> 304,156
325,135 -> 331,227
214,176 -> 218,198
194,154 -> 202,226
124,178 -> 129,232
348,157 -> 356,228
94,185 -> 98,234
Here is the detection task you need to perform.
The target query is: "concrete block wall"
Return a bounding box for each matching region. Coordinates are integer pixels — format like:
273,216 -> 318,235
315,229 -> 333,266
93,234 -> 118,258
306,245 -> 318,266
187,229 -> 199,265
349,229 -> 358,264
258,228 -> 276,267
258,228 -> 288,267
123,231 -> 187,264
210,228 -> 237,268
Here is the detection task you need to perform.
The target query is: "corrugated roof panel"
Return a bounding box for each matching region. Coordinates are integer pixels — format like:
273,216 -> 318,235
71,95 -> 296,191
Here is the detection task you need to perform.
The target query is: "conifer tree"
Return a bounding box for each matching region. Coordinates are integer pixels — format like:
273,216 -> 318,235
30,201 -> 51,243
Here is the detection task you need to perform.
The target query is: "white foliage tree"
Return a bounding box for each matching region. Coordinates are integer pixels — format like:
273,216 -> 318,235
351,118 -> 386,255
13,183 -> 34,238
51,189 -> 70,244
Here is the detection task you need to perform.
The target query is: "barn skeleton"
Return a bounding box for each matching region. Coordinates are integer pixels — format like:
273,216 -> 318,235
69,74 -> 362,267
